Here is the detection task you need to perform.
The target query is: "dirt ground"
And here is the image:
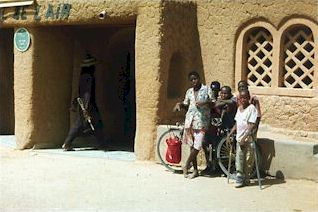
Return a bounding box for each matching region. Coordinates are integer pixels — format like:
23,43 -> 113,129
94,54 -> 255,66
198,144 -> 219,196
0,146 -> 317,212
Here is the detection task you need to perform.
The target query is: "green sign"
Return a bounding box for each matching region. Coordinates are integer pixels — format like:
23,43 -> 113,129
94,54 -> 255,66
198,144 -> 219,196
14,28 -> 30,52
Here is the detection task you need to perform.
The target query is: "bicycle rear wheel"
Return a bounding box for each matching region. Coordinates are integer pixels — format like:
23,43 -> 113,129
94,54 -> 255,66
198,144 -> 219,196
157,128 -> 187,173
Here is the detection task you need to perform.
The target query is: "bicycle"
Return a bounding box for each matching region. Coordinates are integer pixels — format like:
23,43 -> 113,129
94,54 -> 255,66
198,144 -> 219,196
156,117 -> 262,179
156,119 -> 233,175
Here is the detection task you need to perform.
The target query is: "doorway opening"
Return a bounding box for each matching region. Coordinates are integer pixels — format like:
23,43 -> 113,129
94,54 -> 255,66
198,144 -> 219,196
0,28 -> 14,135
71,25 -> 136,151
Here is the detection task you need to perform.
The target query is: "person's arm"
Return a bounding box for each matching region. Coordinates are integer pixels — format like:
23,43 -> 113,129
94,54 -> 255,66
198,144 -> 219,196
226,123 -> 237,144
214,99 -> 236,113
79,74 -> 93,110
254,99 -> 261,118
173,90 -> 189,112
227,123 -> 237,138
219,99 -> 233,104
214,100 -> 227,109
80,74 -> 92,110
239,122 -> 255,145
173,102 -> 188,112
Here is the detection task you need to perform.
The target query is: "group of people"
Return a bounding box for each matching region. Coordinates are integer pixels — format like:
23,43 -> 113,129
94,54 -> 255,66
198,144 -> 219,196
173,71 -> 261,188
61,53 -> 261,188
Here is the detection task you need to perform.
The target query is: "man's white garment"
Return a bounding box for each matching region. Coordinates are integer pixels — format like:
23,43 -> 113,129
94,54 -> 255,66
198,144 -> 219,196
235,104 -> 258,142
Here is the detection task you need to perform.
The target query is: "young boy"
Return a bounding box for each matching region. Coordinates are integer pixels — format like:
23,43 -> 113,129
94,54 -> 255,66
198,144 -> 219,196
214,86 -> 237,130
173,71 -> 212,179
227,89 -> 258,188
202,86 -> 237,175
210,81 -> 221,101
237,80 -> 261,135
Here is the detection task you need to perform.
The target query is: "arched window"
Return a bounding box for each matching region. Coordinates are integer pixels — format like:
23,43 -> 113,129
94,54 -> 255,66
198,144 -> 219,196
245,28 -> 273,87
235,18 -> 318,97
281,25 -> 314,89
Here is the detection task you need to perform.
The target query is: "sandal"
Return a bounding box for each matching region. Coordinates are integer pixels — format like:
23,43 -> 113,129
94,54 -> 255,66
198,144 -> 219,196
188,170 -> 199,179
62,144 -> 74,151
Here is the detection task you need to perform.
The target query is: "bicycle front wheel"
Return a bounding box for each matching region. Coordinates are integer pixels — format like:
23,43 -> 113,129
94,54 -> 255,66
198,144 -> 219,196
217,137 -> 262,179
156,128 -> 186,173
217,136 -> 236,178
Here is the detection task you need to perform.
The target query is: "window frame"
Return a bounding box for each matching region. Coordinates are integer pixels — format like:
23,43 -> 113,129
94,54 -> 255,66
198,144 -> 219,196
235,18 -> 318,98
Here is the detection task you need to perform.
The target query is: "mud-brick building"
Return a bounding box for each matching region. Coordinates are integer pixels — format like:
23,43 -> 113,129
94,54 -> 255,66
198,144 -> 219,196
0,1 -> 317,179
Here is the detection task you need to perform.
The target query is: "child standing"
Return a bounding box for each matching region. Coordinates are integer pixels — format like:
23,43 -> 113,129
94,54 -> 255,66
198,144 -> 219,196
227,89 -> 258,188
237,80 -> 261,134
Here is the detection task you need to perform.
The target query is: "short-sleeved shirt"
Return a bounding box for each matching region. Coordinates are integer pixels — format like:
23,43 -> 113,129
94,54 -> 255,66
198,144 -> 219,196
183,84 -> 212,130
235,104 -> 258,142
236,93 -> 261,118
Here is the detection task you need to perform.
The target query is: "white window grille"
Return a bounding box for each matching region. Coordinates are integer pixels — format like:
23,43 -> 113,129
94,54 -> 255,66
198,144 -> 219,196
246,28 -> 273,87
282,26 -> 315,89
236,19 -> 317,97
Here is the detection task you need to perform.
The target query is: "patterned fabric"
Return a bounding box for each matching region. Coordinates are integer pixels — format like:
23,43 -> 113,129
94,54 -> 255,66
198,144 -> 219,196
183,84 -> 212,130
182,84 -> 212,146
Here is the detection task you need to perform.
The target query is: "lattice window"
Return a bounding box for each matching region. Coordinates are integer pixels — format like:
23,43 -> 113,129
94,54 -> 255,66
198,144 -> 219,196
283,26 -> 315,89
246,28 -> 273,87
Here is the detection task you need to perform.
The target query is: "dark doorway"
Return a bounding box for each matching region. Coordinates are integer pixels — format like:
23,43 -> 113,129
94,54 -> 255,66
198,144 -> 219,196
109,51 -> 136,150
106,28 -> 136,151
71,26 -> 136,151
0,28 -> 14,135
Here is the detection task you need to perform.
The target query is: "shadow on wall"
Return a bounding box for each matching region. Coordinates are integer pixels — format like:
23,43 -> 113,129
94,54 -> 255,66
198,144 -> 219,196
258,138 -> 285,180
158,1 -> 205,124
256,138 -> 286,189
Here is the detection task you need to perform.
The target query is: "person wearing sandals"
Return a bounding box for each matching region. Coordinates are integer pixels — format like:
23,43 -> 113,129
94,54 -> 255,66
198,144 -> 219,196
173,71 -> 212,179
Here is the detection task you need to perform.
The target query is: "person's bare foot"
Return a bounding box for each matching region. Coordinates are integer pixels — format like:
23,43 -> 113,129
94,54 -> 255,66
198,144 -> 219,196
182,166 -> 188,178
188,170 -> 199,179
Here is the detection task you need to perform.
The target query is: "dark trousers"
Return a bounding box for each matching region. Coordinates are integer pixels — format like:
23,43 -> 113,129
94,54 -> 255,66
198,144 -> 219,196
64,113 -> 105,147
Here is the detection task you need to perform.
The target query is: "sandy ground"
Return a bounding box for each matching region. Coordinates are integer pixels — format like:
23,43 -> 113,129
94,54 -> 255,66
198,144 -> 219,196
0,146 -> 317,212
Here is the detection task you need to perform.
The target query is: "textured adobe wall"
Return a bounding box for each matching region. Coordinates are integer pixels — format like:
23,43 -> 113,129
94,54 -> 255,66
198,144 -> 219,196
14,28 -> 34,149
0,29 -> 14,135
134,2 -> 163,160
17,27 -> 74,149
197,0 -> 318,132
194,0 -> 318,134
158,1 -> 204,125
0,0 -> 143,26
5,0 -> 318,157
259,95 -> 318,133
4,0 -> 163,160
196,0 -> 318,88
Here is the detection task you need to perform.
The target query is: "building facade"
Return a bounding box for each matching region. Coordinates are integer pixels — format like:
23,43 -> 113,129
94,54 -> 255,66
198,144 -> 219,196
0,0 -> 317,164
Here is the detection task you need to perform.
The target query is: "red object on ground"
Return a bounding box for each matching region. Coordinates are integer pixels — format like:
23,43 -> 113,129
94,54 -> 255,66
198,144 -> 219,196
165,136 -> 182,164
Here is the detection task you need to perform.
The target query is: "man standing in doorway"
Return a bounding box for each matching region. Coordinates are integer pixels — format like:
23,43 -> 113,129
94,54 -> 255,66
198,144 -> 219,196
62,54 -> 106,151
